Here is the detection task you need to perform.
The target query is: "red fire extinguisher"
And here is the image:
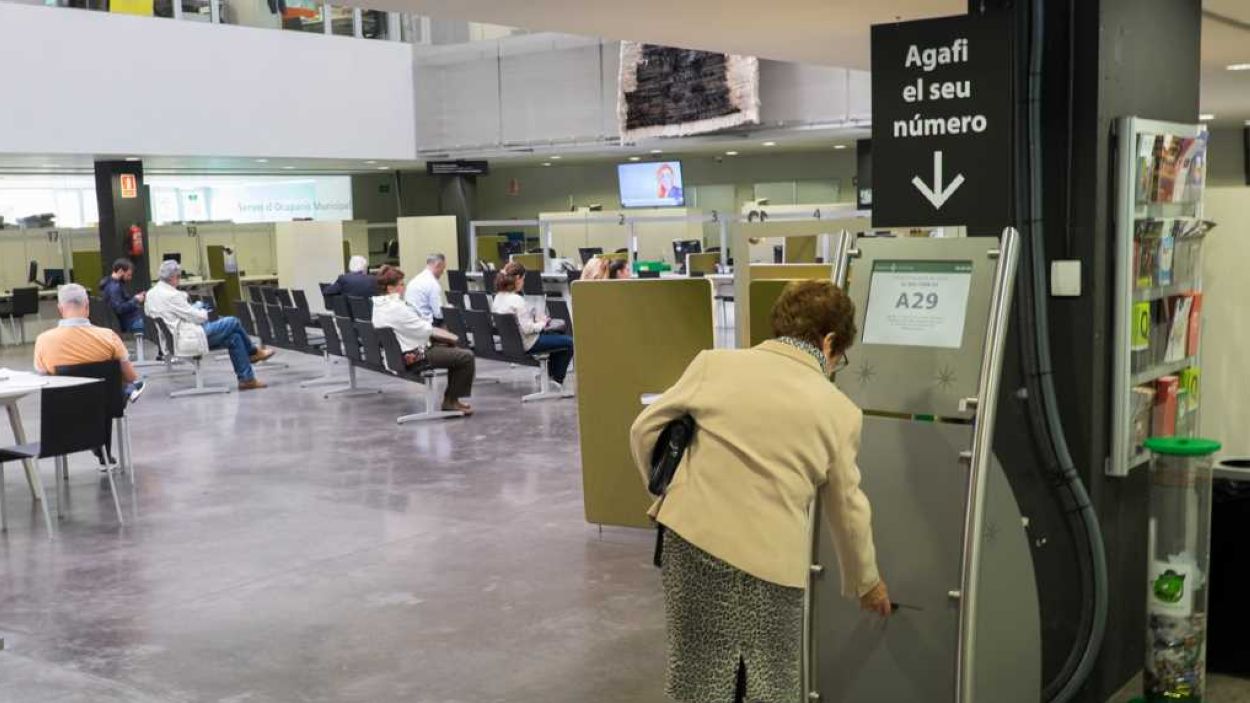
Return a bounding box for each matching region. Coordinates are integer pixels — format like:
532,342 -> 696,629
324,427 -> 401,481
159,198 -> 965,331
127,224 -> 144,257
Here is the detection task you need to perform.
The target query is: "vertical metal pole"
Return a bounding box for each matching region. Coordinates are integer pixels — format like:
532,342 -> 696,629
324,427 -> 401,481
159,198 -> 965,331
543,221 -> 554,270
208,0 -> 219,23
1109,117 -> 1136,478
172,0 -> 183,20
718,218 -> 729,268
955,227 -> 1020,703
323,3 -> 331,34
468,222 -> 479,272
831,230 -> 854,287
628,221 -> 637,263
352,7 -> 363,37
386,12 -> 401,41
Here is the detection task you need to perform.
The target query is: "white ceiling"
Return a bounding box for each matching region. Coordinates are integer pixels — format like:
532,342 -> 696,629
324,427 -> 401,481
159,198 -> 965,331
1201,2 -> 1250,128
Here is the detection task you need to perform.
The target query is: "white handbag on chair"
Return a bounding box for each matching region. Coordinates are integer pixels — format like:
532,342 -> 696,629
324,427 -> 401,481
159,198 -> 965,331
174,321 -> 210,358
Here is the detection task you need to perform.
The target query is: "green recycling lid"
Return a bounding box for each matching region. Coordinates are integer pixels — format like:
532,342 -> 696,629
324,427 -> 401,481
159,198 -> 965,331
1143,437 -> 1222,456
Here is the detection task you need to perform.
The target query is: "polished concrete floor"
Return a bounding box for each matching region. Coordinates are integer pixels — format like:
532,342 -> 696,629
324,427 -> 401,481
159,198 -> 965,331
0,346 -> 664,702
2,343 -> 1248,702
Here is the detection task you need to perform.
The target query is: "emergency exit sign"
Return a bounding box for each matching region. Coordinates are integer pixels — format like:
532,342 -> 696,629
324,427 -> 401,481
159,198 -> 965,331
870,13 -> 1015,229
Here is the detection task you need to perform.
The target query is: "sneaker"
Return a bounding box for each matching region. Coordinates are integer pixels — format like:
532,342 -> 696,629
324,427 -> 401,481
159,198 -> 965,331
127,380 -> 146,405
442,400 -> 473,416
250,348 -> 277,364
238,378 -> 268,391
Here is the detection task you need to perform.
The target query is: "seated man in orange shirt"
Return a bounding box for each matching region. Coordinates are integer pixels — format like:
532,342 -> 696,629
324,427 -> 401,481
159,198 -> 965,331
33,284 -> 145,467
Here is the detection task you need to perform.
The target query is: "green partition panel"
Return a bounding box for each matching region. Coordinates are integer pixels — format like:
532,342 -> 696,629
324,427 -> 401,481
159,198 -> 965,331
71,251 -> 104,293
573,278 -> 716,528
598,252 -> 628,263
750,263 -> 833,280
687,251 -> 719,275
511,252 -> 544,271
749,280 -> 793,346
206,245 -> 241,314
784,235 -> 819,263
476,235 -> 506,268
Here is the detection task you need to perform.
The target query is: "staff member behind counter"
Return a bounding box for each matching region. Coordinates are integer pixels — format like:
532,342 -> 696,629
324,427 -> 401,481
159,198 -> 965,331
630,280 -> 890,703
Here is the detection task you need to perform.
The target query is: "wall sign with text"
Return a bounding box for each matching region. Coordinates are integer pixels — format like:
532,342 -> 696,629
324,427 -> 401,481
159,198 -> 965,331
870,13 -> 1015,229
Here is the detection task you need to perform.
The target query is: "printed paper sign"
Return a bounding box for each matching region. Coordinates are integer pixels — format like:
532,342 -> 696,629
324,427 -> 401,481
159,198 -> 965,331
119,173 -> 138,199
862,260 -> 973,349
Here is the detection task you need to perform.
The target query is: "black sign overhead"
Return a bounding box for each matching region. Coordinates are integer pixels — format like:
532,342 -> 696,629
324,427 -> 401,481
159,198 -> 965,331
425,160 -> 490,176
870,13 -> 1014,229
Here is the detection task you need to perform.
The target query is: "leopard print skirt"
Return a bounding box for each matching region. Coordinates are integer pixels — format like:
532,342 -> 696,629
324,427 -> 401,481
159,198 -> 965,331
661,529 -> 803,703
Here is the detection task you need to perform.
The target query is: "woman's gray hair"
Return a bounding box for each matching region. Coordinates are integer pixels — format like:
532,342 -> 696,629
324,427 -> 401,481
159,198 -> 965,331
57,283 -> 89,309
158,259 -> 182,282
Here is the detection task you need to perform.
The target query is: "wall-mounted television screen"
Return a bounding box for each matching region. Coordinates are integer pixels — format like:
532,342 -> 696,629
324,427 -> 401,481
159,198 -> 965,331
618,161 -> 685,208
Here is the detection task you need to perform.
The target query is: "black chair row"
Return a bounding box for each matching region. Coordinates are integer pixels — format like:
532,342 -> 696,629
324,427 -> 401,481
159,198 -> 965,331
441,306 -> 573,403
443,292 -> 572,338
316,310 -> 462,423
143,315 -> 232,397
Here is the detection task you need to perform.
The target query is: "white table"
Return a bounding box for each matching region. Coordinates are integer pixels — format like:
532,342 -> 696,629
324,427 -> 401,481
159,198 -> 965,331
0,369 -> 101,534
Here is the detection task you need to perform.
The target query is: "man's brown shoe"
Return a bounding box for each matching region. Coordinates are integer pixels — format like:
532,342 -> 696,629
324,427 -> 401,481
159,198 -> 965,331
238,378 -> 268,391
250,348 -> 276,364
442,400 -> 473,416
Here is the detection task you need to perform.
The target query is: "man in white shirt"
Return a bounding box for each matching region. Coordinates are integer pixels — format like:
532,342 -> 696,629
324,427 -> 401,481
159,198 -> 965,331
403,253 -> 447,325
144,259 -> 275,390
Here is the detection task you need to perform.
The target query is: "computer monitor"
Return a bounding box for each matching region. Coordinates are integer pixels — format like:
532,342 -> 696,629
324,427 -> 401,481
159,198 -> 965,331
579,247 -> 604,264
43,268 -> 65,287
166,252 -> 182,264
498,240 -> 526,260
672,239 -> 702,269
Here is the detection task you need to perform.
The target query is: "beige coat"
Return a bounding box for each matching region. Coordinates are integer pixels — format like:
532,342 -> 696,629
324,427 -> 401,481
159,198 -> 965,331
629,340 -> 880,595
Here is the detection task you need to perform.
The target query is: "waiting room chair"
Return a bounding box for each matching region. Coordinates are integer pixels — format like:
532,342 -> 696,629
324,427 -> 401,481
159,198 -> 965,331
248,286 -> 263,303
322,314 -> 382,399
0,377 -> 116,533
441,306 -> 470,348
466,292 -> 491,312
151,318 -> 231,398
462,309 -> 503,362
547,300 -> 574,338
522,271 -> 545,297
275,289 -> 295,308
447,270 -> 468,294
54,359 -> 136,487
481,270 -> 496,295
375,327 -> 464,424
491,313 -> 574,403
0,286 -> 40,345
347,296 -> 373,322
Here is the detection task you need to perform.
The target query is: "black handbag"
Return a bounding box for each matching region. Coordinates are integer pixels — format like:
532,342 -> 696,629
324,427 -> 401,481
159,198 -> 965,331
649,414 -> 695,567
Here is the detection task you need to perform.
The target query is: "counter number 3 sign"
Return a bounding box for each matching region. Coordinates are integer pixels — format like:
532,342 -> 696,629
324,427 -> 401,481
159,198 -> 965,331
870,13 -> 1015,229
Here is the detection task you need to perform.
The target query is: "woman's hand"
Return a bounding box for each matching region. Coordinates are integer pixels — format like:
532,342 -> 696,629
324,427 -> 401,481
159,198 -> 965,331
859,580 -> 892,617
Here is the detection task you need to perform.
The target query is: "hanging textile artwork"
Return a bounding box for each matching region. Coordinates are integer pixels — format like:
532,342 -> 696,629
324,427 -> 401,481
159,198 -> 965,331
618,42 -> 760,140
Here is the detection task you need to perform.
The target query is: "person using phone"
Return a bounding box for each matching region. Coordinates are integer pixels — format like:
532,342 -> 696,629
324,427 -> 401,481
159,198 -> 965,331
372,265 -> 475,416
629,279 -> 889,703
490,261 -> 574,389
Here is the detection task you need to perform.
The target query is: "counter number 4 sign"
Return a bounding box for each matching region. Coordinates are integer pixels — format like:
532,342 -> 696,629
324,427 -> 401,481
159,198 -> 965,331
870,13 -> 1015,229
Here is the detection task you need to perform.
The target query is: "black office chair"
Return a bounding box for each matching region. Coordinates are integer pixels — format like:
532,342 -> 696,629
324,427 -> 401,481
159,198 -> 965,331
0,377 -> 117,531
522,271 -> 545,297
0,286 -> 40,344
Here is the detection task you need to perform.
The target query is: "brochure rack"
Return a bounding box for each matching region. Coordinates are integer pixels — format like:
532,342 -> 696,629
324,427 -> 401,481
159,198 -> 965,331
1110,117 -> 1213,477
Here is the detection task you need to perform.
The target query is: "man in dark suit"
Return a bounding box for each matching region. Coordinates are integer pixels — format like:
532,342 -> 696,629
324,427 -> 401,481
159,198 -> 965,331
322,255 -> 377,298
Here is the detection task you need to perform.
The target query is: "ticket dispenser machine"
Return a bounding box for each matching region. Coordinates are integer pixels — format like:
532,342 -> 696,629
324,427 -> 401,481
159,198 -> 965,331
805,230 -> 1040,702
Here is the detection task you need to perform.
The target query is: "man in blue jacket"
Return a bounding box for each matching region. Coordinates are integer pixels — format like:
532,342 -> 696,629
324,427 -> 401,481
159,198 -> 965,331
99,258 -> 146,333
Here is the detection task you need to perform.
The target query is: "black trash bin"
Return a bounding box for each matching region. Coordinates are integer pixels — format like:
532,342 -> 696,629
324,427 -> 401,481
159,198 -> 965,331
1207,459 -> 1250,675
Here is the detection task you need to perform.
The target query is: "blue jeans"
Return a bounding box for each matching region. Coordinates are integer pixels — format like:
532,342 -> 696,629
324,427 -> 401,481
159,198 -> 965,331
204,316 -> 258,381
122,315 -> 145,334
527,332 -> 574,384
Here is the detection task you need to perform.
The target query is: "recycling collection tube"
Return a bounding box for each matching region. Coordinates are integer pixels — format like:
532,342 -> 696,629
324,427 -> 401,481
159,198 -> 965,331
1142,437 -> 1222,703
